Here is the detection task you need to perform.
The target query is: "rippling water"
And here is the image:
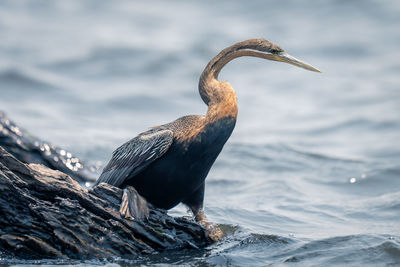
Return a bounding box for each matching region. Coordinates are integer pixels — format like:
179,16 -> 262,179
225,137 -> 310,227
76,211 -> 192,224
1,0 -> 400,266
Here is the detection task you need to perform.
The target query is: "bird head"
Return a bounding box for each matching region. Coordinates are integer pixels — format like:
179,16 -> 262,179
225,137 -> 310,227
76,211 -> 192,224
234,38 -> 321,73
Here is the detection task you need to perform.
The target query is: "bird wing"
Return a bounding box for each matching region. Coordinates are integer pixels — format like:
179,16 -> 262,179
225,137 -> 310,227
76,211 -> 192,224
95,128 -> 174,187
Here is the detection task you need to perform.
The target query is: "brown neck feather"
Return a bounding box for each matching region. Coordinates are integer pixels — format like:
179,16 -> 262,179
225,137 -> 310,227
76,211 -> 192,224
198,44 -> 266,122
198,44 -> 245,123
198,39 -> 280,106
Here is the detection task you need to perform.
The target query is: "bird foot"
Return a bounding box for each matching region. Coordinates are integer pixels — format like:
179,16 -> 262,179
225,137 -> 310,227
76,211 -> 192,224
195,211 -> 224,242
120,186 -> 149,221
202,221 -> 224,242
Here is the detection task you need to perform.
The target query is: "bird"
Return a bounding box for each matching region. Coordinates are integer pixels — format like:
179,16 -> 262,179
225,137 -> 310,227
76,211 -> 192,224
94,38 -> 320,240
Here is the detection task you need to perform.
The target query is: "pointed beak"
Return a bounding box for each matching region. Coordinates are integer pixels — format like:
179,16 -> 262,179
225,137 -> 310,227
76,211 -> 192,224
273,52 -> 321,73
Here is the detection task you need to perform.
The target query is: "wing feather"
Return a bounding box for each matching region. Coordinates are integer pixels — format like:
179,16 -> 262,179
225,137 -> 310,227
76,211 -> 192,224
94,128 -> 173,187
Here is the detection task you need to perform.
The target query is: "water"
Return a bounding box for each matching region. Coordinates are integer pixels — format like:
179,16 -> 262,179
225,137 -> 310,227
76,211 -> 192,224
1,0 -> 400,265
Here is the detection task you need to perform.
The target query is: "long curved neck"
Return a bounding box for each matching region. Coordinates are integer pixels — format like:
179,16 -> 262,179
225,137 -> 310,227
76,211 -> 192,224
198,49 -> 243,122
200,46 -> 247,85
199,43 -> 272,106
199,45 -> 242,105
198,44 -> 266,122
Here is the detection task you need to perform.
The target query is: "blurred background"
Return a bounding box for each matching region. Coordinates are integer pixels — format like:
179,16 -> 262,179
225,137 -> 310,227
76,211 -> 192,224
1,0 -> 399,265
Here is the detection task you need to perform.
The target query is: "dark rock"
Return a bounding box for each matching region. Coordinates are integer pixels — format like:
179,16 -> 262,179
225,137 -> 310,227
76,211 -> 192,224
0,111 -> 98,184
0,140 -> 210,260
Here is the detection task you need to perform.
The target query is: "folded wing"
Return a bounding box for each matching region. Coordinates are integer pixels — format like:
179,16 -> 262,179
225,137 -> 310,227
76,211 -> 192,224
95,128 -> 174,187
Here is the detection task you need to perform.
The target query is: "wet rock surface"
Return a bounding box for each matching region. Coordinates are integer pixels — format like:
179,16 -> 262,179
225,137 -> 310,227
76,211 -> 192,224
0,113 -> 210,260
0,111 -> 98,184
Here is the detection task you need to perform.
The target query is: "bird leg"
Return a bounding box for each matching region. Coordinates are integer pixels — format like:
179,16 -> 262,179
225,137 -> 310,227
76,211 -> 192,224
183,183 -> 224,242
191,206 -> 224,242
120,186 -> 149,221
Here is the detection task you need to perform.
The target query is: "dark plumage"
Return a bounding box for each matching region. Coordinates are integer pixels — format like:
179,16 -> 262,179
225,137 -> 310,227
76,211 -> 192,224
94,38 -> 320,232
96,113 -> 237,216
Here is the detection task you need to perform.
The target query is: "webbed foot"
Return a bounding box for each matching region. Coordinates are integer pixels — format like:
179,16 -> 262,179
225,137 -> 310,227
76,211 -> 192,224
120,186 -> 149,220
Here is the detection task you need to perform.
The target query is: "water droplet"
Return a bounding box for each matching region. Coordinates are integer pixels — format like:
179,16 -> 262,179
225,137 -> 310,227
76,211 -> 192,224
34,141 -> 39,147
289,233 -> 295,237
71,158 -> 78,163
11,126 -> 22,136
44,144 -> 50,151
350,177 -> 356,183
40,146 -> 45,152
60,150 -> 66,156
85,182 -> 92,188
66,152 -> 72,158
66,162 -> 73,169
53,156 -> 59,162
361,173 -> 366,179
76,162 -> 82,168
389,236 -> 394,240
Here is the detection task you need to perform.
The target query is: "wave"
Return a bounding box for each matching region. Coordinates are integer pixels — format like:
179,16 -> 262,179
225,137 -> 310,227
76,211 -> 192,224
0,68 -> 56,90
0,66 -> 84,95
281,234 -> 400,265
221,142 -> 366,175
103,94 -> 178,112
202,233 -> 400,266
40,46 -> 186,79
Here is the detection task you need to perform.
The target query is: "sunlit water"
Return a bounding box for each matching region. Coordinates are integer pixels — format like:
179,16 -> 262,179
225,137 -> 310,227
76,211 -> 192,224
1,0 -> 400,266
